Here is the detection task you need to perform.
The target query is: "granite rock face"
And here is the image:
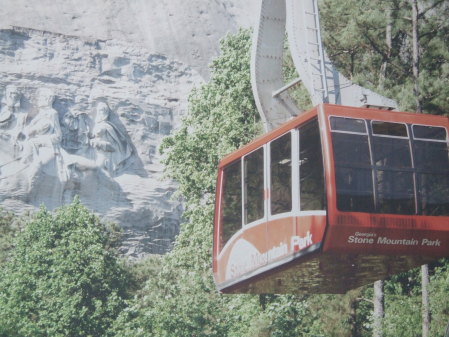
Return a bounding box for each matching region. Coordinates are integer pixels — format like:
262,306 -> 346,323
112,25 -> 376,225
0,0 -> 259,257
0,0 -> 258,79
0,27 -> 201,256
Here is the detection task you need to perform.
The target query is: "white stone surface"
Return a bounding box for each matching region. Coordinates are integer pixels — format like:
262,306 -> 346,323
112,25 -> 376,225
0,0 -> 259,256
0,27 -> 201,256
0,0 -> 258,79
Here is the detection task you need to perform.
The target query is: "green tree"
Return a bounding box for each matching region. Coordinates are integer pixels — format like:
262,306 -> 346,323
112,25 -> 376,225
160,29 -> 261,207
320,0 -> 449,115
0,208 -> 21,265
0,199 -> 130,337
430,259 -> 449,336
112,28 -> 262,337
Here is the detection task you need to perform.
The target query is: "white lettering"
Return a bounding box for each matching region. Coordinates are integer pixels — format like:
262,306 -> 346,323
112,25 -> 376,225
355,232 -> 376,237
348,235 -> 374,244
377,237 -> 419,246
291,231 -> 313,252
228,242 -> 289,279
267,242 -> 288,261
421,238 -> 441,246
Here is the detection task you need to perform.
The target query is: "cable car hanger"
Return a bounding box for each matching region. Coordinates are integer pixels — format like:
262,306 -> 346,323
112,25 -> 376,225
250,0 -> 397,132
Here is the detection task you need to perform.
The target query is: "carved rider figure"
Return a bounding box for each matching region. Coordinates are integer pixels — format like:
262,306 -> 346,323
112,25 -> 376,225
20,89 -> 65,182
0,85 -> 21,126
91,102 -> 132,175
62,110 -> 90,154
0,85 -> 25,144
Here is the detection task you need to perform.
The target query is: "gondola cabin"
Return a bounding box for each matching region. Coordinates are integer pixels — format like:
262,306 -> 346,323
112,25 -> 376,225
213,104 -> 449,294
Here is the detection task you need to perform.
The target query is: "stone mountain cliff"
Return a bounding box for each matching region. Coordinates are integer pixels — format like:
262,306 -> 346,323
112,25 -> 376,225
0,0 -> 258,79
0,0 -> 258,257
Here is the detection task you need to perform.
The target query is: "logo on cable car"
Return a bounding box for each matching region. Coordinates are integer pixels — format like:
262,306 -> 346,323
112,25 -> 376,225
225,239 -> 288,280
291,231 -> 313,252
346,232 -> 441,247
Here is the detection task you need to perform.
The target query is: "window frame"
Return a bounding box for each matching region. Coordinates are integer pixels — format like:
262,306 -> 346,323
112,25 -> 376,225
371,120 -> 409,139
329,115 -> 449,216
412,123 -> 448,142
219,158 -> 243,251
298,118 -> 326,213
242,146 -> 267,227
267,130 -> 295,220
411,123 -> 449,216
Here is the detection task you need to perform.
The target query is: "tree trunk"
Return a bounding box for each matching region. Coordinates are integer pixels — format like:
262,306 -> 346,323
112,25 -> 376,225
422,264 -> 430,337
350,296 -> 358,337
411,2 -> 430,334
379,3 -> 392,89
373,280 -> 384,337
411,0 -> 422,112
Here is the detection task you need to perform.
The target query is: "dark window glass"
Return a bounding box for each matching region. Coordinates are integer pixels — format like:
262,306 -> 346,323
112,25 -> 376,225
414,140 -> 449,171
371,126 -> 415,214
372,121 -> 407,137
371,137 -> 412,168
413,127 -> 449,215
300,119 -> 325,210
221,161 -> 242,246
331,118 -> 449,216
332,133 -> 371,167
244,148 -> 264,223
417,173 -> 449,216
330,116 -> 366,133
376,171 -> 415,214
335,167 -> 375,212
413,125 -> 447,140
271,133 -> 292,215
332,119 -> 374,212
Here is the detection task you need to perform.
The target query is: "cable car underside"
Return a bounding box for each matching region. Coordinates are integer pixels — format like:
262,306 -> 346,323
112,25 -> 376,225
222,251 -> 434,294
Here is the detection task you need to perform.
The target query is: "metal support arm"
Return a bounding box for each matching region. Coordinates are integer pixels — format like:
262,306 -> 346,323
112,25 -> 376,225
251,0 -> 398,131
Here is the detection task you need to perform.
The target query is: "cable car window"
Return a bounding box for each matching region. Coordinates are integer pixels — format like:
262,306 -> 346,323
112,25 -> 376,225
417,173 -> 449,216
330,116 -> 366,133
372,121 -> 408,137
333,133 -> 371,166
299,119 -> 325,210
371,137 -> 412,168
271,132 -> 292,215
336,167 -> 374,212
331,117 -> 449,216
376,171 -> 415,214
413,126 -> 449,215
221,160 -> 242,246
414,140 -> 449,171
413,125 -> 447,140
244,148 -> 264,224
371,122 -> 414,214
331,116 -> 374,212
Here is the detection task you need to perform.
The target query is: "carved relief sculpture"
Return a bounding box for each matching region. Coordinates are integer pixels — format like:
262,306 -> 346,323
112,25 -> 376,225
0,27 -> 190,255
62,110 -> 90,154
20,88 -> 66,185
91,102 -> 132,176
0,85 -> 21,129
0,86 -> 26,155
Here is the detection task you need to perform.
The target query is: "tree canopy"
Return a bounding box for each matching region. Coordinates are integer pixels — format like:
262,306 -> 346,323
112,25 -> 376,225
320,0 -> 449,114
0,199 -> 130,337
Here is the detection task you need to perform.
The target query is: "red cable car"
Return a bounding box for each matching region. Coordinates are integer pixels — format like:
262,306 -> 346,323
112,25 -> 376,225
213,104 -> 449,294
